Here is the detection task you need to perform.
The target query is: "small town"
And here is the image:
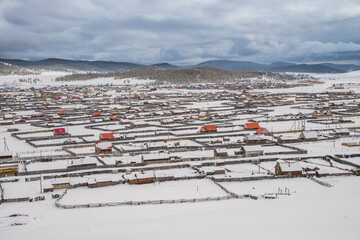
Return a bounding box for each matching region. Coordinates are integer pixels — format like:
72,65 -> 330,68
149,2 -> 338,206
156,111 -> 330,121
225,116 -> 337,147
0,73 -> 359,210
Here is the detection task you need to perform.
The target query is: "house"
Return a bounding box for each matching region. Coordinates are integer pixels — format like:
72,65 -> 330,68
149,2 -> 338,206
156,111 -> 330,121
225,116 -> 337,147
311,110 -> 333,118
95,141 -> 112,154
54,127 -> 66,135
100,132 -> 120,140
214,149 -> 228,157
141,153 -> 178,163
200,167 -> 226,175
277,133 -> 300,143
129,120 -> 148,128
93,111 -> 101,116
244,135 -> 267,144
58,110 -> 67,115
299,131 -> 318,141
88,177 -> 113,188
275,161 -> 303,176
127,172 -> 155,184
52,178 -> 70,189
256,127 -> 270,135
241,146 -> 264,157
200,125 -> 217,133
245,122 -> 260,130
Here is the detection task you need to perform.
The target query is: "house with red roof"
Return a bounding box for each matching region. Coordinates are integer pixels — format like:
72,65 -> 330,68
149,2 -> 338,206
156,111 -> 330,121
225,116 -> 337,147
54,128 -> 67,135
255,127 -> 270,135
245,122 -> 260,130
200,125 -> 217,133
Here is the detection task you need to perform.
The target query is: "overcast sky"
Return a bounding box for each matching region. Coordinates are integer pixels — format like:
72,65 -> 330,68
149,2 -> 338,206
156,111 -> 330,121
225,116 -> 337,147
1,0 -> 360,65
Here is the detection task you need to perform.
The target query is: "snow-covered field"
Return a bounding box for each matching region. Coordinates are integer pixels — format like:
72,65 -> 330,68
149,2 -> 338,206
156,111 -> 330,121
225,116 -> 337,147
60,179 -> 227,205
0,176 -> 359,240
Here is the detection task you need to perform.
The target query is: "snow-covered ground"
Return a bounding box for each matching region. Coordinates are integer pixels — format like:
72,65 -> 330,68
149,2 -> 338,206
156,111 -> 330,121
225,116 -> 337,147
0,176 -> 359,240
1,71 -> 360,240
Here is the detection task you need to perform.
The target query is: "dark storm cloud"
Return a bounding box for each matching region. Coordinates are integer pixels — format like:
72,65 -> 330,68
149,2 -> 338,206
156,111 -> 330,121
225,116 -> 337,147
1,0 -> 360,64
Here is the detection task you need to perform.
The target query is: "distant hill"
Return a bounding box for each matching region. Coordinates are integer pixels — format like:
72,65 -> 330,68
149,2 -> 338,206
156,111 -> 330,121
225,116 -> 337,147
321,63 -> 360,72
0,61 -> 39,75
195,60 -> 354,73
151,62 -> 180,70
195,60 -> 269,71
270,64 -> 346,73
1,58 -> 360,75
0,58 -> 144,72
56,66 -> 292,83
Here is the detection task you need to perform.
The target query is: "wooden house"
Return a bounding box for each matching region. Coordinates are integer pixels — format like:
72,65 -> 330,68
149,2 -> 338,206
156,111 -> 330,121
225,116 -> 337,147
52,179 -> 70,189
127,172 -> 155,184
311,110 -> 332,118
95,141 -> 112,154
88,177 -> 113,188
275,161 -> 303,176
93,111 -> 101,116
244,135 -> 267,144
214,149 -> 228,157
200,125 -> 217,133
299,131 -> 318,141
241,146 -> 264,157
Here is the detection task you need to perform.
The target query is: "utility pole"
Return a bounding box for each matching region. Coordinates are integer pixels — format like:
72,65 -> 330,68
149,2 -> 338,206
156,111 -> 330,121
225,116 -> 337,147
40,174 -> 43,194
3,137 -> 9,152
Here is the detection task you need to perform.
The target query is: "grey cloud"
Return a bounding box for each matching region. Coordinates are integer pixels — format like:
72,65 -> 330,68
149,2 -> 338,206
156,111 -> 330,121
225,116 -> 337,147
0,0 -> 360,64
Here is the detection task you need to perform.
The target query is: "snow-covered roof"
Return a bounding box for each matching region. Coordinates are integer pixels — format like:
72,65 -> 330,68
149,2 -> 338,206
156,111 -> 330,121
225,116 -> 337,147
96,142 -> 112,149
300,131 -> 318,139
277,161 -> 302,172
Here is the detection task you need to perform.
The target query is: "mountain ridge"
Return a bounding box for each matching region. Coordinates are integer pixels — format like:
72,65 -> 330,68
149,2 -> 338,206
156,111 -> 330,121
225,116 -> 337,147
1,58 -> 360,74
